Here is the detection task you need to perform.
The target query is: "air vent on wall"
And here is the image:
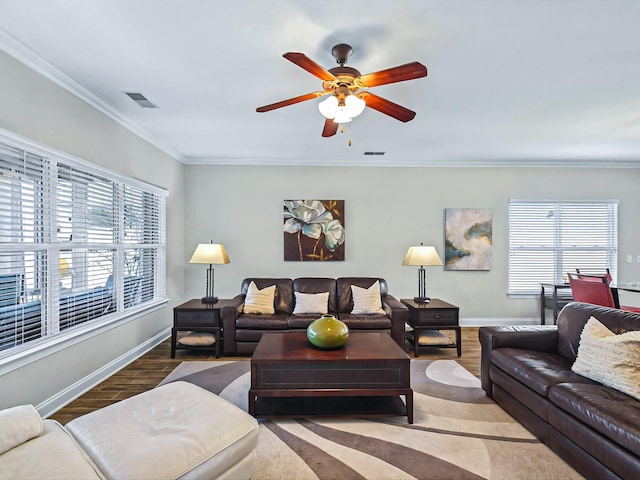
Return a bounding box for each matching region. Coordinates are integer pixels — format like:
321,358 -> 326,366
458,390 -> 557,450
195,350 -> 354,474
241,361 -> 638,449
124,92 -> 158,108
363,151 -> 386,156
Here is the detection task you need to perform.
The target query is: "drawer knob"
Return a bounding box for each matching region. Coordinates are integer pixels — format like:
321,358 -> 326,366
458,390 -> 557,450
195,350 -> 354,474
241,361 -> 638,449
435,314 -> 441,319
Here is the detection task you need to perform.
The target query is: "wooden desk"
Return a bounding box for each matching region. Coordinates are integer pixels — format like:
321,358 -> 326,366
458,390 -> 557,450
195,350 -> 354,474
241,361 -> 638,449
540,283 -> 573,325
401,298 -> 460,357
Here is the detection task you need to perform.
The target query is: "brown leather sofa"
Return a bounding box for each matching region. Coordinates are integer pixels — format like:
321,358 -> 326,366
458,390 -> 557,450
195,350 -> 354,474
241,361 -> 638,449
479,302 -> 640,480
221,277 -> 408,355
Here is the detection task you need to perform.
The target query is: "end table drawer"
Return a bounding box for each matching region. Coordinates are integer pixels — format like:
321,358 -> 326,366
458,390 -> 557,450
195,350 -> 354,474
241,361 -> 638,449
416,311 -> 458,326
175,311 -> 216,326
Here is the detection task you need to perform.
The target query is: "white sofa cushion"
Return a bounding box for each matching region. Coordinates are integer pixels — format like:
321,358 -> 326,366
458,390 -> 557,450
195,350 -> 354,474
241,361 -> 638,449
572,316 -> 640,400
293,291 -> 329,315
0,420 -> 104,480
351,281 -> 385,315
0,404 -> 43,455
243,281 -> 276,314
66,381 -> 259,480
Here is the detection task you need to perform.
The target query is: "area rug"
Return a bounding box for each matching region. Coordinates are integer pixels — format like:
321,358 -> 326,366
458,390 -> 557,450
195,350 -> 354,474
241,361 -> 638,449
158,360 -> 582,480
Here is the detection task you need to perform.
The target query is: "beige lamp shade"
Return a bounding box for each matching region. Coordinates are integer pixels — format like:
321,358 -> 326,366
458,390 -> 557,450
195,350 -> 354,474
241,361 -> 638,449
189,243 -> 230,265
402,245 -> 443,266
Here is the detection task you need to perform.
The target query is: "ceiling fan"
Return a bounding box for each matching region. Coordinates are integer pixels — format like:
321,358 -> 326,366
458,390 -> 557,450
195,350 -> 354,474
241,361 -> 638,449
256,44 -> 427,137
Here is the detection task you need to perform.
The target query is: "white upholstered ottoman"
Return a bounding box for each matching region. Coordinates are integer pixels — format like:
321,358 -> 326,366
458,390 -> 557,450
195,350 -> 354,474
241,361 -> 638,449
66,381 -> 259,480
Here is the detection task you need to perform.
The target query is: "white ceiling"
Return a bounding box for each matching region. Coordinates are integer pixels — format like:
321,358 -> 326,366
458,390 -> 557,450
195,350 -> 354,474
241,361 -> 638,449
1,0 -> 639,167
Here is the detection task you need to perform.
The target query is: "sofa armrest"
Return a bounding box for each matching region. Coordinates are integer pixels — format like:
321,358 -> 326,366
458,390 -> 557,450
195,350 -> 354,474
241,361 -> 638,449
221,295 -> 245,355
478,325 -> 558,397
383,295 -> 409,348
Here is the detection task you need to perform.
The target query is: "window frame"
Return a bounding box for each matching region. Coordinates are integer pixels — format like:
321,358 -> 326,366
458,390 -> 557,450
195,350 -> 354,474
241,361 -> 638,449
0,128 -> 167,374
508,199 -> 619,297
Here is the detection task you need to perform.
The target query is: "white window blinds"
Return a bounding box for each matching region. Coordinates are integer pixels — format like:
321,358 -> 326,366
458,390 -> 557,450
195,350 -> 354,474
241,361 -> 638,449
508,200 -> 618,295
0,131 -> 166,356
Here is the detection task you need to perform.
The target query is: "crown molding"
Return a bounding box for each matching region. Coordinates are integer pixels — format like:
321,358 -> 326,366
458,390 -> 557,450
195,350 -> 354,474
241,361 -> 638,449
182,155 -> 640,168
0,28 -> 184,163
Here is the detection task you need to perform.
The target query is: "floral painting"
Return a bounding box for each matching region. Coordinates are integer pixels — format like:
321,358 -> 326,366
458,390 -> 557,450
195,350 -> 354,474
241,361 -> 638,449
444,208 -> 492,270
284,200 -> 345,261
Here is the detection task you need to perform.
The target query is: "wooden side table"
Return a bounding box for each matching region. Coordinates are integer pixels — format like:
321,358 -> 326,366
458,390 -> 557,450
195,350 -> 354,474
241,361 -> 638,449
401,298 -> 461,357
172,299 -> 233,358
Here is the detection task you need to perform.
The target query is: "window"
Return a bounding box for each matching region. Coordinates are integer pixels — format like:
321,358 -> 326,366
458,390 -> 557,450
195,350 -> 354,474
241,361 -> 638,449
0,131 -> 166,357
508,200 -> 618,295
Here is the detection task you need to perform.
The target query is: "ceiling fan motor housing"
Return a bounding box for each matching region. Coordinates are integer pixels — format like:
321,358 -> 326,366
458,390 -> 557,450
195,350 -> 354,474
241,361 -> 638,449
331,43 -> 353,65
323,66 -> 362,93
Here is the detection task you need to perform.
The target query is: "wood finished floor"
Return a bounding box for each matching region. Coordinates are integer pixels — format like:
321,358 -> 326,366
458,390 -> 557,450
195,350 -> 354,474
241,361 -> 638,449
50,327 -> 481,425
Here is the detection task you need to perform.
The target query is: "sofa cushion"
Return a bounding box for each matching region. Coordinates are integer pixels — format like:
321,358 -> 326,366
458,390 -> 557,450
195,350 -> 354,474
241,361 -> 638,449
236,313 -> 288,330
556,302 -> 640,362
351,281 -> 385,315
66,381 -> 259,480
0,420 -> 104,480
293,277 -> 337,312
293,291 -> 329,315
338,313 -> 392,330
0,404 -> 43,455
287,313 -> 322,329
243,281 -> 276,315
337,277 -> 387,313
549,383 -> 640,457
572,316 -> 640,400
490,348 -> 595,397
241,278 -> 293,314
490,366 -> 552,421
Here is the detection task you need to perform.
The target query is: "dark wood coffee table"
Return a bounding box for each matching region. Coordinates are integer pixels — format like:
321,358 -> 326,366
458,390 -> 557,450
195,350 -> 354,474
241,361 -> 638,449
249,331 -> 413,423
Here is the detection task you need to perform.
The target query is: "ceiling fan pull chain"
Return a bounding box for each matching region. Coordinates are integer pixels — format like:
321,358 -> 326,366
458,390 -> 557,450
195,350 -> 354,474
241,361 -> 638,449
348,122 -> 352,147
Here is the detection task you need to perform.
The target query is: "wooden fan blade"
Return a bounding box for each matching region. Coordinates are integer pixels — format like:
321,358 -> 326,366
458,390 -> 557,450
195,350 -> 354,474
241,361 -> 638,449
256,91 -> 327,113
321,118 -> 339,137
358,62 -> 427,87
283,52 -> 337,81
359,92 -> 417,122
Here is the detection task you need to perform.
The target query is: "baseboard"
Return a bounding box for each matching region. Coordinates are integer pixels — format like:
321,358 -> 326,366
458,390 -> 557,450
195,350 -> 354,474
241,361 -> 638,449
37,327 -> 171,418
460,318 -> 540,326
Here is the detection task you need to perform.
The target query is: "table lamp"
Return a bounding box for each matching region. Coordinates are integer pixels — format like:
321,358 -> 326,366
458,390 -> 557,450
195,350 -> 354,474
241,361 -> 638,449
189,242 -> 230,303
402,243 -> 443,303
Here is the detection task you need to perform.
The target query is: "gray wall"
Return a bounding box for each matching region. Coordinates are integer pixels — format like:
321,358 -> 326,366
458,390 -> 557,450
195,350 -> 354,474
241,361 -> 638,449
184,165 -> 640,320
1,45 -> 639,411
0,50 -> 186,410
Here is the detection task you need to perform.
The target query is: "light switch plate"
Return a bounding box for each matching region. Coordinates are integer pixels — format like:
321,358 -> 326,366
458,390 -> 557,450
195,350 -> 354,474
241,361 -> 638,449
637,255 -> 640,263
627,254 -> 633,263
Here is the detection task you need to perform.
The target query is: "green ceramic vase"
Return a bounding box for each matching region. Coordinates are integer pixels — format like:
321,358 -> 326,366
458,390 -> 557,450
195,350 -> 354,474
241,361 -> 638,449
307,314 -> 349,349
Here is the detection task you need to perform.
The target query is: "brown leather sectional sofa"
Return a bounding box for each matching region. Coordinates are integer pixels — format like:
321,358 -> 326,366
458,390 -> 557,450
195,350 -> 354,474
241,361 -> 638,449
221,277 -> 408,355
480,302 -> 640,479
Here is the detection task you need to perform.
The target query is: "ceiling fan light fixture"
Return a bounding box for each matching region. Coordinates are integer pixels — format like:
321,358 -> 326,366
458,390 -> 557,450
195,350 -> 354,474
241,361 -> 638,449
319,94 -> 365,124
332,107 -> 352,124
318,95 -> 338,119
345,94 -> 366,117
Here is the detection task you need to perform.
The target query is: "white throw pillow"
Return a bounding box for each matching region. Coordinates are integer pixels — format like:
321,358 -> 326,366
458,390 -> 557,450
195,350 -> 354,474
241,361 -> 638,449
351,281 -> 385,315
572,316 -> 640,400
293,291 -> 329,315
243,281 -> 276,315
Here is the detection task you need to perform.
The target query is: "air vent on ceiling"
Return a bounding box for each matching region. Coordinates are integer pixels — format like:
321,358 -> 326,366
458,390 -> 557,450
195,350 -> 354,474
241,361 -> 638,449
124,92 -> 158,108
363,151 -> 386,156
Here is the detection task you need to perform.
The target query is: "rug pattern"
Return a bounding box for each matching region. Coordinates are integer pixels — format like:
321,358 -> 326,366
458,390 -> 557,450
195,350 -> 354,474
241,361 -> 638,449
159,360 -> 582,480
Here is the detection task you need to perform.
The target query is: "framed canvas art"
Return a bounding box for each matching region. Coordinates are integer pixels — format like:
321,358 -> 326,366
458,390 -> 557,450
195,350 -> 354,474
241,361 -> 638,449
283,200 -> 345,261
444,208 -> 492,270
